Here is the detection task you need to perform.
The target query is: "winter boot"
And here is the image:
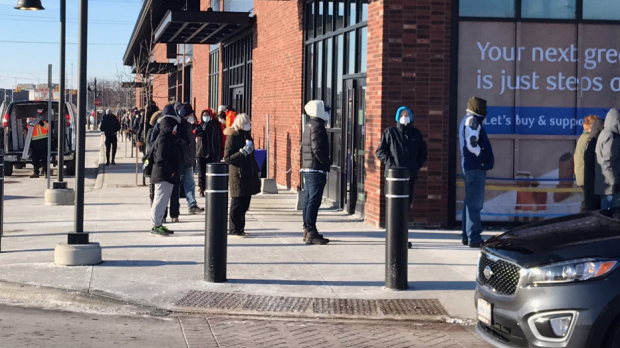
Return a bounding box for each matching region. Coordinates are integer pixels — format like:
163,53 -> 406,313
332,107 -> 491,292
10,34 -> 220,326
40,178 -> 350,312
305,231 -> 329,245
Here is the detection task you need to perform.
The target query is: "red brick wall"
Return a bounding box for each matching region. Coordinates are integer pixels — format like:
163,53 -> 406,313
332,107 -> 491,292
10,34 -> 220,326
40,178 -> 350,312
364,0 -> 453,228
251,0 -> 304,190
192,0 -> 212,113
151,43 -> 170,108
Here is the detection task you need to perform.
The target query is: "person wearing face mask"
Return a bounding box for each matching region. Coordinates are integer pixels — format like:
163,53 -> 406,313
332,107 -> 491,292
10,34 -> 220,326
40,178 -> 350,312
376,106 -> 428,209
218,106 -> 227,157
300,100 -> 332,245
459,96 -> 494,248
177,103 -> 205,215
195,109 -> 223,197
223,113 -> 261,237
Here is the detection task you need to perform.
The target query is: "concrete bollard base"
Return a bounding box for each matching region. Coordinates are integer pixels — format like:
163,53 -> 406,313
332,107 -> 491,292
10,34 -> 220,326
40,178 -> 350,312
54,243 -> 102,266
261,178 -> 278,194
44,188 -> 75,206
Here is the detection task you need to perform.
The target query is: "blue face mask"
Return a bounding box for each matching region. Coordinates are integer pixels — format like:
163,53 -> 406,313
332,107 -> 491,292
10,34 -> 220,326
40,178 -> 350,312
203,116 -> 210,123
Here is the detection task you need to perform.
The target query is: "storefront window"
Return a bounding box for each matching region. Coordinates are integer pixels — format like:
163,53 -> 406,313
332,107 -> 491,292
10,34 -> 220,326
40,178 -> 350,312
306,2 -> 314,40
336,0 -> 345,29
326,1 -> 334,34
522,0 -> 576,19
305,44 -> 314,101
583,0 -> 620,20
211,0 -> 220,11
360,27 -> 367,73
224,0 -> 253,13
348,0 -> 357,26
326,38 -> 333,107
459,0 -> 515,18
317,1 -> 324,37
316,41 -> 323,101
347,31 -> 356,74
209,50 -> 219,110
361,0 -> 368,22
335,34 -> 343,128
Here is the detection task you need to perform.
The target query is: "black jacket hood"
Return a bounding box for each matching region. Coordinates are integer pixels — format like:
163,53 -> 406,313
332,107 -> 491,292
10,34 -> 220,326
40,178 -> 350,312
159,116 -> 178,136
590,117 -> 605,139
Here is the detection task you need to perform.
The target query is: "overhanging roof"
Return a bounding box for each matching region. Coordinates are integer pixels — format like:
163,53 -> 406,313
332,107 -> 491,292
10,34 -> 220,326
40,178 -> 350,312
154,9 -> 252,45
131,63 -> 177,75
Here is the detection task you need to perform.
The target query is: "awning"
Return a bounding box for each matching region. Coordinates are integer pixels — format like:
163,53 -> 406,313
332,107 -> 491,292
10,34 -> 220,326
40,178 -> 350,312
154,9 -> 252,45
131,63 -> 177,75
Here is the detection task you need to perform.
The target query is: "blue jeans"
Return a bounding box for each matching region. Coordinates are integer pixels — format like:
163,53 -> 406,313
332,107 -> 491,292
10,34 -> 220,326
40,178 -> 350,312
601,194 -> 620,210
462,169 -> 486,244
302,172 -> 327,233
182,167 -> 197,208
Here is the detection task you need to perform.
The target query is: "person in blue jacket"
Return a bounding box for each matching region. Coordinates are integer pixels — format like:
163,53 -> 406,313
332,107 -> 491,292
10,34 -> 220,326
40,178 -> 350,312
459,97 -> 494,248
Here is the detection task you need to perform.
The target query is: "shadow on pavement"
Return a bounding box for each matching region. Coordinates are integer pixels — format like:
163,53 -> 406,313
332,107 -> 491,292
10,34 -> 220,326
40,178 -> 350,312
226,279 -> 477,290
100,260 -> 200,267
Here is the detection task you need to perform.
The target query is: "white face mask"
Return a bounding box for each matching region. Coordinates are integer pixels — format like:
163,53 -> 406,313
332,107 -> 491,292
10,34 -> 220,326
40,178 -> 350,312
187,116 -> 196,124
202,116 -> 210,123
219,118 -> 225,124
399,116 -> 411,125
243,124 -> 251,131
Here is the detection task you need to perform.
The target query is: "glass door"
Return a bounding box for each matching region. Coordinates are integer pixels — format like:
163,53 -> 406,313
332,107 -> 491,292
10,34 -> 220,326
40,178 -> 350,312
342,78 -> 367,215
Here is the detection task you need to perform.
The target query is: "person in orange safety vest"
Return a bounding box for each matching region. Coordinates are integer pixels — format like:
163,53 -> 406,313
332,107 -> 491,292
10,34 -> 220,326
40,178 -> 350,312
29,111 -> 49,178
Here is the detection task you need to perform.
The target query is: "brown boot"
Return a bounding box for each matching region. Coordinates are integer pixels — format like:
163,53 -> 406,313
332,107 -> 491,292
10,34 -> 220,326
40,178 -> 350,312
305,231 -> 329,245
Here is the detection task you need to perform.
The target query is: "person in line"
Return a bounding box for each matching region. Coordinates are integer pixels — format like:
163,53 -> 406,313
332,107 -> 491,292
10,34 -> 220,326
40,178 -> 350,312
148,105 -> 185,236
29,109 -> 50,178
149,106 -> 180,223
575,115 -> 600,212
195,109 -> 222,197
300,100 -> 331,245
224,113 -> 261,237
225,106 -> 237,128
100,108 -> 121,166
595,109 -> 620,210
459,96 -> 494,248
584,117 -> 605,212
218,106 -> 227,157
177,104 -> 205,214
376,106 -> 428,208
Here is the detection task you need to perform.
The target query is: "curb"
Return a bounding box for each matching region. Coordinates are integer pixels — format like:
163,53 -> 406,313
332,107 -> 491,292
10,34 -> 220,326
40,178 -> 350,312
0,280 -> 170,317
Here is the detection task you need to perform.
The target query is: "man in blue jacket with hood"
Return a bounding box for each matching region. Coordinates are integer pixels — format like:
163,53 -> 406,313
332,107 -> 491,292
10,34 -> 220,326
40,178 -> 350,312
376,106 -> 428,208
459,96 -> 494,248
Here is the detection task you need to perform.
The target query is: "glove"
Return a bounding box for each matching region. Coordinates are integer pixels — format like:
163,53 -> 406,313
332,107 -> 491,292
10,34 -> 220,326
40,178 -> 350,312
239,148 -> 249,157
243,143 -> 254,155
39,120 -> 45,127
143,159 -> 149,170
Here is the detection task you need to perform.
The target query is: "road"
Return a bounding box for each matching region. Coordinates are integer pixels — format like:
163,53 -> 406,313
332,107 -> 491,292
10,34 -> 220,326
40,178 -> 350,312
0,304 -> 490,348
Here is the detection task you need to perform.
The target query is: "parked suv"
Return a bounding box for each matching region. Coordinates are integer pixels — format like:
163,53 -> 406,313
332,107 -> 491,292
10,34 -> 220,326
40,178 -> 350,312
475,208 -> 620,348
0,100 -> 76,176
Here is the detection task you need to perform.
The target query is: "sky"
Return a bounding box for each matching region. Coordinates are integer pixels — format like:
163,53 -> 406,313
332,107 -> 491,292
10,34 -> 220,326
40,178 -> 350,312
0,0 -> 142,89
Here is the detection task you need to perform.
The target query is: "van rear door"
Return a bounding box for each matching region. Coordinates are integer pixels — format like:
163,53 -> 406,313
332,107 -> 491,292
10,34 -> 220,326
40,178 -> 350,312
8,102 -> 59,154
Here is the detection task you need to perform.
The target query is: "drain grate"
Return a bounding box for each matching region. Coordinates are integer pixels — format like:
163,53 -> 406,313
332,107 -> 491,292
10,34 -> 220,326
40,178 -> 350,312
176,291 -> 447,317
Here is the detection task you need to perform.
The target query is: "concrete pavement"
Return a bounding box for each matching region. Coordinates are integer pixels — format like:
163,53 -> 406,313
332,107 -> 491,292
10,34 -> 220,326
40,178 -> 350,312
0,131 -> 498,323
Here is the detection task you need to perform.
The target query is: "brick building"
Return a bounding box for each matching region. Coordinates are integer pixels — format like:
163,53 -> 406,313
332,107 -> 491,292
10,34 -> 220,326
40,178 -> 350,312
125,0 -> 612,228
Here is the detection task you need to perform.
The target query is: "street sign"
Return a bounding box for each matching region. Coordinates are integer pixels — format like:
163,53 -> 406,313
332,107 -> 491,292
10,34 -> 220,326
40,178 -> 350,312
94,99 -> 101,106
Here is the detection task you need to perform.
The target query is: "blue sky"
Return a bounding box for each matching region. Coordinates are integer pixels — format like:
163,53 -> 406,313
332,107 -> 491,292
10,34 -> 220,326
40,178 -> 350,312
0,0 -> 141,89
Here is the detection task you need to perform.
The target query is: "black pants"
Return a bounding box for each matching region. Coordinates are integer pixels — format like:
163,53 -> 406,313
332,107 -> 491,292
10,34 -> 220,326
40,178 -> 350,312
581,186 -> 601,212
230,196 -> 252,233
197,157 -> 216,192
150,183 -> 180,219
105,135 -> 117,164
409,178 -> 416,206
31,139 -> 48,174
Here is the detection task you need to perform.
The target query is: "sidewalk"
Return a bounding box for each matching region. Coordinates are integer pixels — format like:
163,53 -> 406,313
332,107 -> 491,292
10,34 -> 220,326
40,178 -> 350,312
0,131 -> 492,321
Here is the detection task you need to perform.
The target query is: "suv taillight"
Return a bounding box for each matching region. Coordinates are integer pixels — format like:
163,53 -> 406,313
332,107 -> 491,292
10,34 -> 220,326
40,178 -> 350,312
65,114 -> 71,127
2,113 -> 8,128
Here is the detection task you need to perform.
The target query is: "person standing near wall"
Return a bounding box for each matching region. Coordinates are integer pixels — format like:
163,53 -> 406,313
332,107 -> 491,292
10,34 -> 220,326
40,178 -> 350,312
376,106 -> 428,209
300,100 -> 332,245
459,97 -> 494,248
575,115 -> 599,212
29,109 -> 50,178
195,109 -> 222,197
223,113 -> 260,237
177,104 -> 205,215
595,108 -> 620,210
584,117 -> 605,212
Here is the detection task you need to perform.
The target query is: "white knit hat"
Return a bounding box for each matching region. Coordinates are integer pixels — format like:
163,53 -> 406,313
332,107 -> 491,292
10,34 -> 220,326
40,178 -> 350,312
218,105 -> 226,113
304,100 -> 328,121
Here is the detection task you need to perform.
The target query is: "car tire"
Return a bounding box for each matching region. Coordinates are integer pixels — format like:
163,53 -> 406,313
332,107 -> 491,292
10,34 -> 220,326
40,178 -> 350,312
603,318 -> 620,348
64,160 -> 76,176
3,162 -> 12,176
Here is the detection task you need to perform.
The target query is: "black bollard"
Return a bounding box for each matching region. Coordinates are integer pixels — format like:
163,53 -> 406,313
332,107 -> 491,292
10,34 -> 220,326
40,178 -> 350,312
205,162 -> 229,283
385,167 -> 410,290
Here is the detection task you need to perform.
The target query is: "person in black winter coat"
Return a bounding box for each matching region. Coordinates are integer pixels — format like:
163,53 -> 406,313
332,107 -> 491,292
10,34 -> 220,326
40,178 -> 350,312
195,109 -> 222,196
224,113 -> 261,237
300,100 -> 332,245
148,105 -> 185,236
100,109 -> 122,166
584,117 -> 605,211
376,106 -> 428,208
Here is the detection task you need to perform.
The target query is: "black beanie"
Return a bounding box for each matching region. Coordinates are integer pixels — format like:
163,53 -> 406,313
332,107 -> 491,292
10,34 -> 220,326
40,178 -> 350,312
467,96 -> 488,117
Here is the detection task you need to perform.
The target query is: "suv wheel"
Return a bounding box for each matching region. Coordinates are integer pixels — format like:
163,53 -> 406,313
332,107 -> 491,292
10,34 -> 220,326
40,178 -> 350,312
3,162 -> 12,176
603,318 -> 620,348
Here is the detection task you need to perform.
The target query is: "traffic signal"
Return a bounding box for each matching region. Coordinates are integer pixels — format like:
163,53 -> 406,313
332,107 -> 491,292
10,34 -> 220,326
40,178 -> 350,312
55,85 -> 60,92
72,89 -> 77,95
15,86 -> 21,93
